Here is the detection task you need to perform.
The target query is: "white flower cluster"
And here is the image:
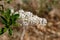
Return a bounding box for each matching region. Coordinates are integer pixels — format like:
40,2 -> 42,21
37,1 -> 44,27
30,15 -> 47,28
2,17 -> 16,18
10,9 -> 47,27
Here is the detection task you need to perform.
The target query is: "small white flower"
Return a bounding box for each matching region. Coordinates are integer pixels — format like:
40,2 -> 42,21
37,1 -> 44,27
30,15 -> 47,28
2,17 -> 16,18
19,13 -> 25,18
18,9 -> 25,18
39,18 -> 47,26
15,11 -> 25,18
15,9 -> 47,27
10,8 -> 14,13
10,8 -> 14,15
15,11 -> 19,14
28,16 -> 38,25
24,12 -> 33,18
22,21 -> 29,27
42,18 -> 47,25
19,9 -> 24,13
32,15 -> 40,24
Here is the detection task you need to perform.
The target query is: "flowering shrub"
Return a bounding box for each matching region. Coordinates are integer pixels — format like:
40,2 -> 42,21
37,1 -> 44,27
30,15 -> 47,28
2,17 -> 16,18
16,9 -> 47,40
17,9 -> 47,27
0,8 -> 47,36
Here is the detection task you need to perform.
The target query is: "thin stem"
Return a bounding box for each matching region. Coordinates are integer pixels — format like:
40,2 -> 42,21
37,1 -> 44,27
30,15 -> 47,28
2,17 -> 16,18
21,26 -> 26,40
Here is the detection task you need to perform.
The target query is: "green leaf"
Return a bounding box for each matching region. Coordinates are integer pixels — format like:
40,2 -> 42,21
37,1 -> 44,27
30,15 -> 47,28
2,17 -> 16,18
0,27 -> 7,35
5,9 -> 11,19
0,16 -> 7,25
8,28 -> 12,35
0,28 -> 5,35
3,27 -> 7,32
10,14 -> 19,25
0,10 -> 4,14
6,9 -> 11,14
0,28 -> 2,35
13,14 -> 19,21
9,18 -> 12,25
